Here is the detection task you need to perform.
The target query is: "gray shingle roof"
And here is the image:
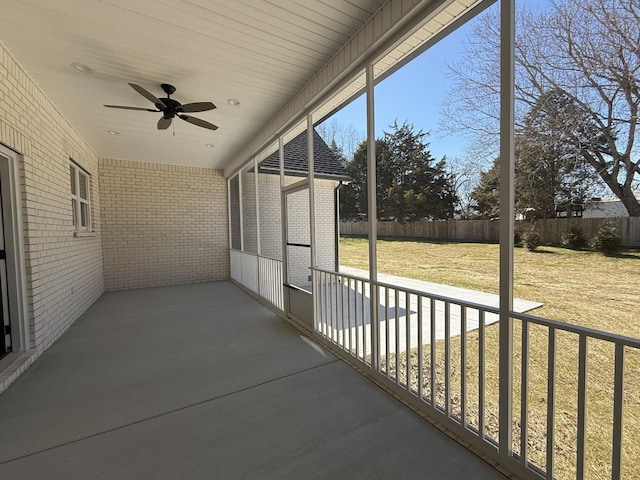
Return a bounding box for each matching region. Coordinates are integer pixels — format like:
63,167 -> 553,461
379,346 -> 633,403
258,129 -> 351,181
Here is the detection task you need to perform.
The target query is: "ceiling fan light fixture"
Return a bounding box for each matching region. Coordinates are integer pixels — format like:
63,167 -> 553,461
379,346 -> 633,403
71,62 -> 92,73
107,130 -> 120,135
205,143 -> 215,148
226,98 -> 240,106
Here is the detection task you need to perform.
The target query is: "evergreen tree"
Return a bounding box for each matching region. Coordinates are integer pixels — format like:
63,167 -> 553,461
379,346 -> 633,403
339,139 -> 392,221
515,88 -> 599,218
471,90 -> 601,219
340,122 -> 458,221
470,159 -> 500,219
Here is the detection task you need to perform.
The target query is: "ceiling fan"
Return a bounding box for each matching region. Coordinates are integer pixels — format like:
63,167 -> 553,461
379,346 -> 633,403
105,83 -> 218,131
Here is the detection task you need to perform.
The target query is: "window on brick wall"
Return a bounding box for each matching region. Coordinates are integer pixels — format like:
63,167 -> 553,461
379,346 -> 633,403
70,160 -> 91,232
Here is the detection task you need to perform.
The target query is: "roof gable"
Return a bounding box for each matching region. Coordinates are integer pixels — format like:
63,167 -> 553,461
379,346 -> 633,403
259,129 -> 351,181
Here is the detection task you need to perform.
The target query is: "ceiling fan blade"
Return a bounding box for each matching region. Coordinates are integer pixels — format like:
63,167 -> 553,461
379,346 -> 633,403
178,114 -> 218,131
157,116 -> 172,130
104,104 -> 159,111
178,102 -> 216,113
129,83 -> 167,109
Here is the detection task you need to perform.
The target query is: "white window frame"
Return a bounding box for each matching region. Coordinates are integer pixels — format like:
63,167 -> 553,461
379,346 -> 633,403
70,160 -> 91,232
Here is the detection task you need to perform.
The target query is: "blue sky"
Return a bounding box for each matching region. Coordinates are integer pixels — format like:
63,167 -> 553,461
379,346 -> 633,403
326,0 -> 547,162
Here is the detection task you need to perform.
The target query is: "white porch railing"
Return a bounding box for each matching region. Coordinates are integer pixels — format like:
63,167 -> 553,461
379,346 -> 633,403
230,249 -> 284,311
312,267 -> 639,480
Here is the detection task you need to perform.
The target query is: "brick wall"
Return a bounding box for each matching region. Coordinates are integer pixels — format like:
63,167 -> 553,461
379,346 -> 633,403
99,158 -> 229,290
0,42 -> 104,354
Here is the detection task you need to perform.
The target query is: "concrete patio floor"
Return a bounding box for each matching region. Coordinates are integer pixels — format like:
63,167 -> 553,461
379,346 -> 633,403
0,281 -> 506,479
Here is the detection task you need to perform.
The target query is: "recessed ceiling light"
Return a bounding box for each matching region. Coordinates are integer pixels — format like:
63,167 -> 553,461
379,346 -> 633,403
226,98 -> 240,106
205,143 -> 215,148
71,62 -> 93,73
107,130 -> 120,135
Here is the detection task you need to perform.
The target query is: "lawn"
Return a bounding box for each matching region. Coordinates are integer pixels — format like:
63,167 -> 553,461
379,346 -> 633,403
339,236 -> 640,479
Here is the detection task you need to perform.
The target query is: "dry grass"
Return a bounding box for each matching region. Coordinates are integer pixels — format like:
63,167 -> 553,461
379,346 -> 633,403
340,236 -> 640,479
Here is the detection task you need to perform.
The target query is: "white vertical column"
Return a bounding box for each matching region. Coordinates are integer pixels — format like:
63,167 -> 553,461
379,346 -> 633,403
279,137 -> 290,315
227,177 -> 233,249
499,0 -> 515,458
307,114 -> 316,269
366,63 -> 378,369
279,137 -> 288,287
308,114 -> 318,331
254,157 -> 261,256
238,172 -> 244,252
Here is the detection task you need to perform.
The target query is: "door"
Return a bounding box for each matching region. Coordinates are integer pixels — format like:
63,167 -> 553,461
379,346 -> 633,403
282,182 -> 314,327
0,177 -> 11,358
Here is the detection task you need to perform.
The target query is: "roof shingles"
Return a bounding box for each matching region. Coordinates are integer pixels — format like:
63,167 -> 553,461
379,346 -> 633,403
259,129 -> 351,181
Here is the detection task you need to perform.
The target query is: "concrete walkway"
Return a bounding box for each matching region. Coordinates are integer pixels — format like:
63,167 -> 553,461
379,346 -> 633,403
0,282 -> 505,479
318,267 -> 543,355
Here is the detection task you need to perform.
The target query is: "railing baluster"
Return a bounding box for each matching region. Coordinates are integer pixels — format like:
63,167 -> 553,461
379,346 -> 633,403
355,279 -> 361,360
334,275 -> 340,344
340,275 -> 345,348
395,288 -> 400,385
521,320 -> 529,466
406,291 -> 411,391
271,260 -> 275,305
431,298 -> 436,408
322,273 -> 331,339
361,279 -> 366,362
334,274 -> 340,343
612,344 -> 625,480
418,295 -> 424,401
461,305 -> 467,427
347,277 -> 353,356
479,309 -> 485,439
445,301 -> 451,417
329,275 -> 338,345
546,327 -> 556,480
385,286 -> 390,377
576,334 -> 587,480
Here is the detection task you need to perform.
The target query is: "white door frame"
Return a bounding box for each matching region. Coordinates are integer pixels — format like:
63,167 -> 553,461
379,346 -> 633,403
281,179 -> 314,327
0,144 -> 29,353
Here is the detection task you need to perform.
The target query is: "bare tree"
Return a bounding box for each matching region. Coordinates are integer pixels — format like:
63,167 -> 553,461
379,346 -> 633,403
442,0 -> 640,215
447,154 -> 484,218
316,117 -> 365,163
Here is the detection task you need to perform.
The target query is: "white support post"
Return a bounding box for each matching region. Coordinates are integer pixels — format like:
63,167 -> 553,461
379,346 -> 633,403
238,171 -> 244,252
254,157 -> 261,256
366,63 -> 378,370
279,137 -> 291,315
307,114 -> 316,270
499,0 -> 515,458
308,114 -> 317,330
227,177 -> 233,249
279,137 -> 288,295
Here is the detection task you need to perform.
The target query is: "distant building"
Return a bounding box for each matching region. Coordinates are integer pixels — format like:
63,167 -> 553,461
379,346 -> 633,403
582,196 -> 639,218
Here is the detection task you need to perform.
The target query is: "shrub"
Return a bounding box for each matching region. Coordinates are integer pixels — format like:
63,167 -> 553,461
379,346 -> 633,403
523,225 -> 541,251
514,229 -> 523,247
560,226 -> 588,250
590,222 -> 622,254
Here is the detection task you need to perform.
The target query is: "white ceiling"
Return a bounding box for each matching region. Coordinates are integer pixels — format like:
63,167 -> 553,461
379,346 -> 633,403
1,0 -> 386,170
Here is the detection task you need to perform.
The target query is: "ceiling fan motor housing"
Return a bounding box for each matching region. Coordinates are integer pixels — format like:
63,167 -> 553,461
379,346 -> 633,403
159,97 -> 182,117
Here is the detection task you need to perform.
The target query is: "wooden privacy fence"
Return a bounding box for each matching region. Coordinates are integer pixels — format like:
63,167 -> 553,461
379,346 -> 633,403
340,217 -> 640,247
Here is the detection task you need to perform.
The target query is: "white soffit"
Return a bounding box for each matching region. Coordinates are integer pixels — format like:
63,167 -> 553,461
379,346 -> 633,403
228,0 -> 487,176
